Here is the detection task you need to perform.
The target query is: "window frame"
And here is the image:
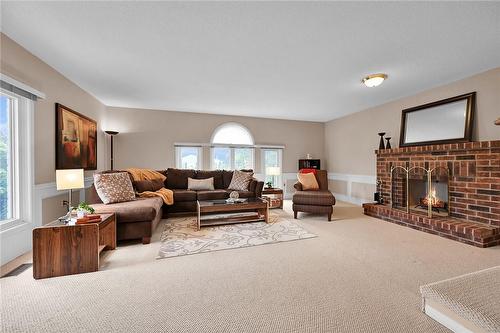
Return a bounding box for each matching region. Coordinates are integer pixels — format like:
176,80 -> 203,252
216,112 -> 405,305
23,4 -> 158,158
233,147 -> 255,171
210,122 -> 254,145
210,146 -> 255,171
175,146 -> 203,170
210,146 -> 232,170
261,148 -> 283,189
1,93 -> 17,223
0,88 -> 33,231
209,122 -> 256,170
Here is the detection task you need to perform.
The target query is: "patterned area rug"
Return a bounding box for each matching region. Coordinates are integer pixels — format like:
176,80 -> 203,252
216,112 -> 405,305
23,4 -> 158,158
157,214 -> 317,259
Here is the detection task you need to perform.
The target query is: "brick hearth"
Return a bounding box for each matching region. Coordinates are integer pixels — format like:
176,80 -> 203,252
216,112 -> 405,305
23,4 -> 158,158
363,203 -> 500,247
363,140 -> 500,247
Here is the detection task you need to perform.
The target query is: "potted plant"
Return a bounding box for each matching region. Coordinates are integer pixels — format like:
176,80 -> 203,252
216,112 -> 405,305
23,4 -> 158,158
76,202 -> 95,218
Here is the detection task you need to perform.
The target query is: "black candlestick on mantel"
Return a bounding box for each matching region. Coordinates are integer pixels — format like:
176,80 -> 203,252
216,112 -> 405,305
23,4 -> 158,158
378,132 -> 386,150
385,137 -> 392,149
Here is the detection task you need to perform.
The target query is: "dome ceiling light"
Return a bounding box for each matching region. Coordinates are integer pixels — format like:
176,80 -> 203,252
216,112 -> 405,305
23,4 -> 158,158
362,73 -> 388,87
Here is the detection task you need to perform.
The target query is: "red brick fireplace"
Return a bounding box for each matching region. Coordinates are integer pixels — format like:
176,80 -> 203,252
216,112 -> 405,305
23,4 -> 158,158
363,140 -> 500,247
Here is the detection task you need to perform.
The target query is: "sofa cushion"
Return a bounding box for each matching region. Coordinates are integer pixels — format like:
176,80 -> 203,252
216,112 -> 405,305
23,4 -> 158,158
248,179 -> 257,193
166,168 -> 196,189
197,189 -> 228,201
90,197 -> 163,223
188,177 -> 214,191
93,172 -> 136,204
293,190 -> 335,206
226,190 -> 254,199
172,189 -> 197,202
134,179 -> 165,193
228,170 -> 254,191
222,170 -> 233,189
196,170 -> 224,189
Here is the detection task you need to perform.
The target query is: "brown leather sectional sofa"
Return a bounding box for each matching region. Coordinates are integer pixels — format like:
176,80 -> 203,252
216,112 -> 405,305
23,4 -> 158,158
164,168 -> 264,213
88,168 -> 264,244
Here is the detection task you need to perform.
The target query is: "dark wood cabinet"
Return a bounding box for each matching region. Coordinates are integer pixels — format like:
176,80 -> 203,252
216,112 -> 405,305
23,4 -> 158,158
298,159 -> 320,170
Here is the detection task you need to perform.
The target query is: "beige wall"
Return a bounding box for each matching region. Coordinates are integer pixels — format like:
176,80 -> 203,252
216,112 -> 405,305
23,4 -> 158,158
0,33 -> 107,184
2,30 -> 498,218
1,33 -> 107,225
325,67 -> 500,176
106,107 -> 325,174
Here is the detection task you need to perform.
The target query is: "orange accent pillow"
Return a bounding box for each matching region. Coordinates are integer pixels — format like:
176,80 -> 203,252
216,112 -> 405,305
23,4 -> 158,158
297,172 -> 319,191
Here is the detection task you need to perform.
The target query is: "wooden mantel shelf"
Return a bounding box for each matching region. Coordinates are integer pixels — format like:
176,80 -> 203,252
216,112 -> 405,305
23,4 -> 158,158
375,140 -> 500,155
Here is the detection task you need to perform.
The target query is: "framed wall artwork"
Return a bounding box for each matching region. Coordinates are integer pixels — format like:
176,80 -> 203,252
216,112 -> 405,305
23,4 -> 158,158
56,103 -> 97,170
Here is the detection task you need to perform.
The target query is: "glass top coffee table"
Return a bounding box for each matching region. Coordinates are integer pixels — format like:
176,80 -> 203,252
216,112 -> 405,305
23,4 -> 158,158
196,198 -> 269,230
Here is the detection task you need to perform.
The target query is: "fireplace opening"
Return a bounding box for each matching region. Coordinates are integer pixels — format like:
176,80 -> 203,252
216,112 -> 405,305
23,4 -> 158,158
391,165 -> 450,217
409,178 -> 449,217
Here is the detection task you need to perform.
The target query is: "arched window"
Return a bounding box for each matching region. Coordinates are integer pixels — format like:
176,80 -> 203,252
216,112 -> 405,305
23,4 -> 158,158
210,123 -> 254,170
211,122 -> 254,145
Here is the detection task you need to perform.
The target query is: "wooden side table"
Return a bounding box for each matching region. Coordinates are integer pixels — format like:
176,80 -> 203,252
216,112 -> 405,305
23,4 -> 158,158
262,188 -> 284,209
33,213 -> 116,279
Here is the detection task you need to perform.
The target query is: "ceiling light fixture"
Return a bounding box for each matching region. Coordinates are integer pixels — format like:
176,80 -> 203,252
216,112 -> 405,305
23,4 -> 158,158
362,73 -> 388,87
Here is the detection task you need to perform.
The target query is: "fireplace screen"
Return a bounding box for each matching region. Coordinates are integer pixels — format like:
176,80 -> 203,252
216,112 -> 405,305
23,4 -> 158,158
391,165 -> 449,217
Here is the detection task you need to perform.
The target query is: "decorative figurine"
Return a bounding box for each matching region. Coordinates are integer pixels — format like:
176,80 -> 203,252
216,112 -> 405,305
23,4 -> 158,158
374,179 -> 384,204
385,137 -> 392,149
378,132 -> 386,150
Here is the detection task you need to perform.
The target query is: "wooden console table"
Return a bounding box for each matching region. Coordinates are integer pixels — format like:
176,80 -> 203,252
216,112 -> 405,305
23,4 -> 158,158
33,213 -> 116,279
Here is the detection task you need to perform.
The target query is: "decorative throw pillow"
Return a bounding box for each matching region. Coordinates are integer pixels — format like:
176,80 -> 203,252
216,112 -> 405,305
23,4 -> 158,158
300,168 -> 317,175
188,177 -> 214,191
228,170 -> 254,191
133,179 -> 165,193
94,172 -> 135,204
297,172 -> 319,191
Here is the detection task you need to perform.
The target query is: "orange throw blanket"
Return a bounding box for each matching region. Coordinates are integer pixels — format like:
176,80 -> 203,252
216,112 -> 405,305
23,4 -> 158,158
138,188 -> 173,205
126,168 -> 173,205
126,168 -> 166,182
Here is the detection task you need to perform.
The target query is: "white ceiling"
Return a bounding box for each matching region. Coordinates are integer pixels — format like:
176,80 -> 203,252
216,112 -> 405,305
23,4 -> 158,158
1,2 -> 499,122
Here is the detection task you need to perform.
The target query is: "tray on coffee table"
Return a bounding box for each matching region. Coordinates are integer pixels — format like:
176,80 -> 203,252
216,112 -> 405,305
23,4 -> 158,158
196,198 -> 269,230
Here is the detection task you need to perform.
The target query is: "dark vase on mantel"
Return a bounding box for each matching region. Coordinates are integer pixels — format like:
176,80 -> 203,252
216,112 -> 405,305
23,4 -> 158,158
385,137 -> 392,149
378,132 -> 386,150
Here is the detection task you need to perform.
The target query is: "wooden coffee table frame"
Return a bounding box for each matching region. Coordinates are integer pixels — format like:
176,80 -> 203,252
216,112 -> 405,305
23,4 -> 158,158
33,213 -> 116,279
197,198 -> 269,230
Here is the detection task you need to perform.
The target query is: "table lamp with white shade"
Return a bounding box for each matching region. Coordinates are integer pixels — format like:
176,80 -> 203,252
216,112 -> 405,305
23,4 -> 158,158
266,166 -> 281,188
56,169 -> 84,212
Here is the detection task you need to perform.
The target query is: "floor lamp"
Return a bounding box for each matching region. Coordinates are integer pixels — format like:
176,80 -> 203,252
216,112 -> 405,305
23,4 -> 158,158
105,130 -> 119,170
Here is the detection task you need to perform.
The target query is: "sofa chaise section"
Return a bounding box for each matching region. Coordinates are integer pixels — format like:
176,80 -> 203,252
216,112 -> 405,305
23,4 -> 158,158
88,185 -> 163,244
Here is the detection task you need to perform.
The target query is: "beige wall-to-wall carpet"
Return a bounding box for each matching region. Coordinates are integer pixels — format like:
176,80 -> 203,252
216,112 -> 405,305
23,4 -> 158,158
2,202 -> 500,333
